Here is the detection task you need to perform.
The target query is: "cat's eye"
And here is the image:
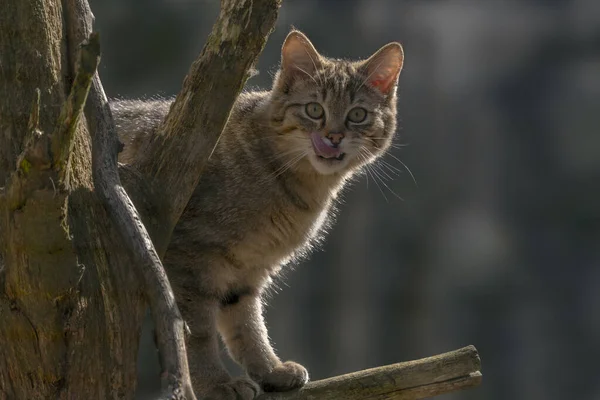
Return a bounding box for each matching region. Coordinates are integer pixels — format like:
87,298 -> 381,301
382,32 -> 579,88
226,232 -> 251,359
305,102 -> 324,119
347,107 -> 368,123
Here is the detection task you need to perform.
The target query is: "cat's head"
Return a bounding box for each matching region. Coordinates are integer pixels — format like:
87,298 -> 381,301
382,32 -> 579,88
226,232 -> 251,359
269,30 -> 403,176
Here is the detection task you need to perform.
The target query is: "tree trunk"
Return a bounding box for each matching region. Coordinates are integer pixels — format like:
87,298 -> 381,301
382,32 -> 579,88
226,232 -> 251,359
0,1 -> 145,398
0,0 -> 280,398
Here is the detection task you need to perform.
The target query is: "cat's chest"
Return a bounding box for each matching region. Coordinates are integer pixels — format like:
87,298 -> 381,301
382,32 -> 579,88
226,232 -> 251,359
232,202 -> 329,271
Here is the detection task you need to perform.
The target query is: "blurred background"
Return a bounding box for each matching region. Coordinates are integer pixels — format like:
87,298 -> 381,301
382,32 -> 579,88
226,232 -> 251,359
88,0 -> 600,399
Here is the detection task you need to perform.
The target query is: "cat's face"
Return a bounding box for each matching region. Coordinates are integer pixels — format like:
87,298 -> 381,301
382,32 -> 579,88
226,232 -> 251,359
269,31 -> 403,176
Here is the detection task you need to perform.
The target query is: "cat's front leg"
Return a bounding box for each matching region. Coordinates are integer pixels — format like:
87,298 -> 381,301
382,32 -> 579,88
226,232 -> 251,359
217,292 -> 309,392
181,295 -> 260,399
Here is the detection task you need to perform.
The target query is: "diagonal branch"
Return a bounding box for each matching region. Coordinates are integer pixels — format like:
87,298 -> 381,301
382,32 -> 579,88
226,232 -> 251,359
63,0 -> 198,398
85,68 -> 195,399
258,346 -> 482,400
135,0 -> 282,252
82,37 -> 196,400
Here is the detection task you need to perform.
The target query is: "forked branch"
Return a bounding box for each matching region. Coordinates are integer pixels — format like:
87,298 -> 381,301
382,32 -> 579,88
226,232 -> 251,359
63,0 -> 282,397
259,346 -> 482,400
64,1 -> 197,398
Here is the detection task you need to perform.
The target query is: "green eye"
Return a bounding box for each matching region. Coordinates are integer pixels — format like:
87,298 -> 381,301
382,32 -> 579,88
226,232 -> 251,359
305,102 -> 324,119
347,107 -> 367,123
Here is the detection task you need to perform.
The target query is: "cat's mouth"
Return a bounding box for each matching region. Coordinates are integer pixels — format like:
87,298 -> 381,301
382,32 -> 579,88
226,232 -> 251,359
317,153 -> 346,161
310,132 -> 345,162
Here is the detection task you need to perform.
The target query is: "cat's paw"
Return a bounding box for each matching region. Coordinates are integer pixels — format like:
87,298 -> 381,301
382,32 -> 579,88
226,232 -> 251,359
202,376 -> 260,400
259,361 -> 309,392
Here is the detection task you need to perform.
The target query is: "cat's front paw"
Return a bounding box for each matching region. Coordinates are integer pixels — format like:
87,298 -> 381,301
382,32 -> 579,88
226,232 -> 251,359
202,376 -> 260,400
259,361 -> 309,392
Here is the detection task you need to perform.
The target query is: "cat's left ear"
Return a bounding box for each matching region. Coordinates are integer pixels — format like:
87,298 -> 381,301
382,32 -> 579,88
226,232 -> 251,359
359,42 -> 404,95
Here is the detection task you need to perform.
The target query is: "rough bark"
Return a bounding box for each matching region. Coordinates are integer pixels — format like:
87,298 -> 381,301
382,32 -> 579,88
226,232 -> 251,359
0,0 -> 279,399
0,1 -> 145,398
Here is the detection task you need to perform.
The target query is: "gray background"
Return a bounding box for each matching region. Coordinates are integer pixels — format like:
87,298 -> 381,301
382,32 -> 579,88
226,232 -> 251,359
88,1 -> 600,399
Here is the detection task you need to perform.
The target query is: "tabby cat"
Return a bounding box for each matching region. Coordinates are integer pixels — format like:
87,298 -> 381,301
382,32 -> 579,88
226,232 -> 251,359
112,30 -> 404,399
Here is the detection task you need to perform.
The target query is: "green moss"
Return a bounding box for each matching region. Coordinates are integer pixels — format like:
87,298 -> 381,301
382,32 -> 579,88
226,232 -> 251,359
20,158 -> 32,174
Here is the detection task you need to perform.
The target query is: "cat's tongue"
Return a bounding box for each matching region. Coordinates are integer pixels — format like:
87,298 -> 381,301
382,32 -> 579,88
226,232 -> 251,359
310,132 -> 341,158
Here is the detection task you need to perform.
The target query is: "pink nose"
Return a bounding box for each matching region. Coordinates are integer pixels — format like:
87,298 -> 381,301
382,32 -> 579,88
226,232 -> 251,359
327,132 -> 344,146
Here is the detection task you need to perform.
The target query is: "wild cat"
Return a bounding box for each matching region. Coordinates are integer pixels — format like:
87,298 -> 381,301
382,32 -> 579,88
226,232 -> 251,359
112,30 -> 404,399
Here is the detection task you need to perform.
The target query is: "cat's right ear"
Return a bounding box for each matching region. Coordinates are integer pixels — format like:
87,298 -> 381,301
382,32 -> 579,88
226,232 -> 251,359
280,30 -> 322,83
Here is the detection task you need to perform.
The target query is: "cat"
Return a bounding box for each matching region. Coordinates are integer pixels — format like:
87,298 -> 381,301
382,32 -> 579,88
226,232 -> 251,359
112,30 -> 404,399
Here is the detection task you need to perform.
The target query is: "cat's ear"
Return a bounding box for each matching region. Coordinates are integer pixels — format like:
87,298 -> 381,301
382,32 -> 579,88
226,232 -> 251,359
280,30 -> 322,82
360,42 -> 404,95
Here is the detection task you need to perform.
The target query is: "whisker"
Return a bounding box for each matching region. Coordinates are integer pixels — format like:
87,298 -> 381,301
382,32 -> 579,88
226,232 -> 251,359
266,151 -> 308,182
261,151 -> 305,183
386,152 -> 418,188
370,165 -> 404,201
359,140 -> 418,189
363,137 -> 408,151
356,151 -> 370,189
386,143 -> 409,150
272,152 -> 308,180
361,146 -> 396,178
365,137 -> 410,148
373,163 -> 395,181
378,159 -> 403,176
358,146 -> 404,201
366,163 -> 389,203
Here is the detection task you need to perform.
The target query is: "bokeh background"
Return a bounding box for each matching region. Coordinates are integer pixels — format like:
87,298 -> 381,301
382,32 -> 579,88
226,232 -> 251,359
88,1 -> 600,399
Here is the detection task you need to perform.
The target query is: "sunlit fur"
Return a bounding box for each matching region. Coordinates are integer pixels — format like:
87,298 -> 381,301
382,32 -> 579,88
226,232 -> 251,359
112,30 -> 403,399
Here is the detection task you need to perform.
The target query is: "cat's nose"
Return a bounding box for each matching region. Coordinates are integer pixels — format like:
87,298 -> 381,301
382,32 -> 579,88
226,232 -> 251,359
326,132 -> 345,147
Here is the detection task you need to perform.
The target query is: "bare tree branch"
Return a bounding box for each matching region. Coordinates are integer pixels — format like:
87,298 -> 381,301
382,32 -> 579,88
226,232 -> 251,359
81,35 -> 196,399
135,0 -> 282,252
61,0 -> 196,397
258,346 -> 482,400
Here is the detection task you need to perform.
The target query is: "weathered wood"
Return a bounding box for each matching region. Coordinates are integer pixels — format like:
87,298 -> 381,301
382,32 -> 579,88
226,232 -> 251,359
0,1 -> 144,398
82,33 -> 196,399
69,0 -> 282,397
135,0 -> 282,254
52,33 -> 99,184
258,346 -> 482,400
